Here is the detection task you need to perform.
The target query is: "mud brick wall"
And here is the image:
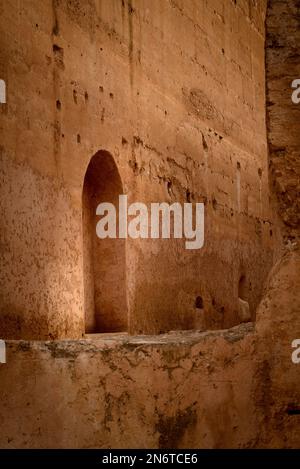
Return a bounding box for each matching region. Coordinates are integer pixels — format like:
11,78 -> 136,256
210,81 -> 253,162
0,0 -> 273,339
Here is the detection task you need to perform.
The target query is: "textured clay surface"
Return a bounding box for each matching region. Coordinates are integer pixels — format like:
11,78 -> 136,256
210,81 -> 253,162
0,0 -> 273,338
0,0 -> 300,450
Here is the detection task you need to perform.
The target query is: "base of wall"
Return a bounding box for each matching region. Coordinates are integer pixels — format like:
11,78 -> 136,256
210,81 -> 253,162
0,249 -> 299,448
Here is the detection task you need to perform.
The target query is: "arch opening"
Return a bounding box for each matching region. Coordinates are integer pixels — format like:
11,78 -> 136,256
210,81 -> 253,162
238,274 -> 247,301
82,150 -> 127,333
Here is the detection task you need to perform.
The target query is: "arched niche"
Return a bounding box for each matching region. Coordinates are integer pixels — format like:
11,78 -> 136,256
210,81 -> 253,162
82,150 -> 127,333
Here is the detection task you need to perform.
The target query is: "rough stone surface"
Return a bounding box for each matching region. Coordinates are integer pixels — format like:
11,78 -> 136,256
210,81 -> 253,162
266,0 -> 300,244
0,324 -> 259,448
1,250 -> 300,450
255,247 -> 300,448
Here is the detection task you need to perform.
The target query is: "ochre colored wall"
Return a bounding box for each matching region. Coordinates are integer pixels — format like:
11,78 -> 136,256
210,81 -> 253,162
0,0 -> 273,339
0,1 -> 300,450
0,324 -> 265,448
1,246 -> 300,450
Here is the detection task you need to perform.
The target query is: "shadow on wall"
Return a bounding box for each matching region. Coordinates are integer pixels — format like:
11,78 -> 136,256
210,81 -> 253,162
82,150 -> 128,333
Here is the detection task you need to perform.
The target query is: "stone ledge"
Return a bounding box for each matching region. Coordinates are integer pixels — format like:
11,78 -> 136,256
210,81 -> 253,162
5,322 -> 254,357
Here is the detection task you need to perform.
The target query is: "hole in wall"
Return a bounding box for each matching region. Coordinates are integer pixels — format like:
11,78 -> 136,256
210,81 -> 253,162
238,274 -> 247,301
286,405 -> 300,415
73,89 -> 77,104
195,296 -> 203,309
202,133 -> 208,151
52,44 -> 62,53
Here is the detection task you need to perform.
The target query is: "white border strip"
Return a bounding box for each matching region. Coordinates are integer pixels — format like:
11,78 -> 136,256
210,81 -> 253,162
0,340 -> 6,364
0,79 -> 6,104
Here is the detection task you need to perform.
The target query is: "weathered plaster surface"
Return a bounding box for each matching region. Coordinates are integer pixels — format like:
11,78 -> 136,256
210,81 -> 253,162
0,323 -> 258,448
1,246 -> 300,450
0,0 -> 300,449
0,0 -> 273,338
